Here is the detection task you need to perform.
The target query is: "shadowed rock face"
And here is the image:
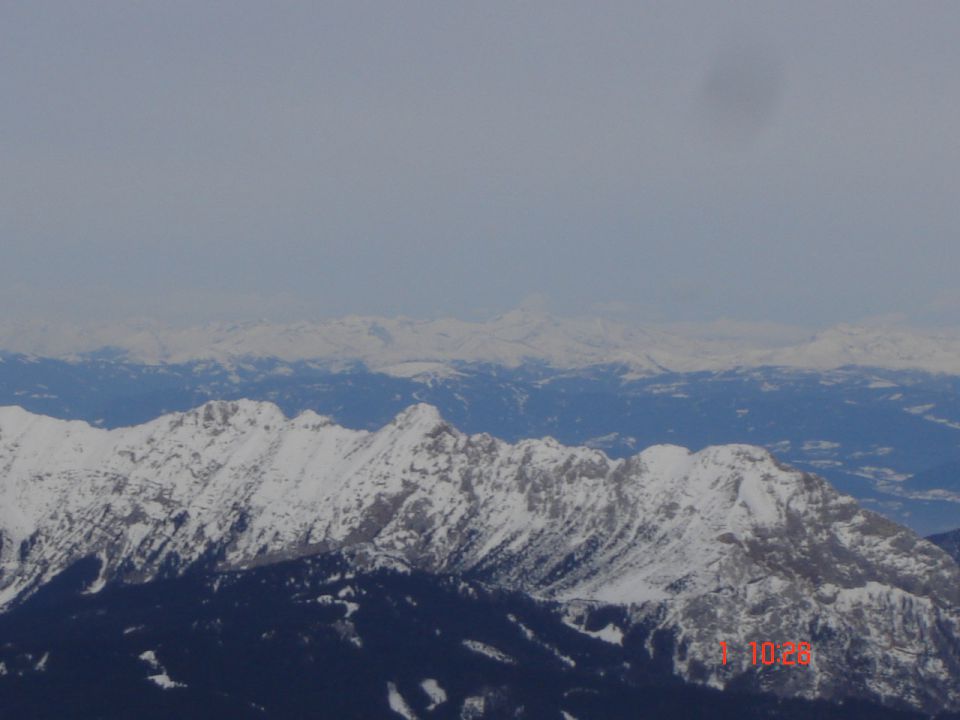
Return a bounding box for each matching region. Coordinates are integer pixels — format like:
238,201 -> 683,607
1,552 -> 940,720
929,529 -> 960,564
0,400 -> 958,712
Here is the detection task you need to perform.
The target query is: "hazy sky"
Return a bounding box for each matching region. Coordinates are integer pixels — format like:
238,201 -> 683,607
2,1 -> 959,327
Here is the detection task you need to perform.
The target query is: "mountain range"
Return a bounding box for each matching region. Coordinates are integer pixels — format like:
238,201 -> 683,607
4,311 -> 960,375
1,401 -> 958,714
0,352 -> 957,536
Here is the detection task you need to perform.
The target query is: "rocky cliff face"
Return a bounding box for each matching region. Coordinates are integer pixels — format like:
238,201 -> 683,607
0,400 -> 957,712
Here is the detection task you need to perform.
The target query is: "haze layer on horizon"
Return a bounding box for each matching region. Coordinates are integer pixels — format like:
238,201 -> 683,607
2,2 -> 958,329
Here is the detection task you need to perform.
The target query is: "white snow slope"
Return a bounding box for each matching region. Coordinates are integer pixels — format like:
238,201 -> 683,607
0,401 -> 957,711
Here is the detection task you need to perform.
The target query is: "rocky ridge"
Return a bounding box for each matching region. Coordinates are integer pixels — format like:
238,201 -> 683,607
0,400 -> 957,712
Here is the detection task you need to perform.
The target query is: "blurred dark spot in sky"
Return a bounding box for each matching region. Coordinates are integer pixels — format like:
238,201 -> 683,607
699,41 -> 783,145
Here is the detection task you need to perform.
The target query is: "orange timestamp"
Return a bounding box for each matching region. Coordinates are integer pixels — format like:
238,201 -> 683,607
720,641 -> 812,666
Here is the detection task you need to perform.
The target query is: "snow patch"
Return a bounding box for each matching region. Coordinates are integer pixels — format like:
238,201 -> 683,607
802,440 -> 840,452
460,695 -> 486,719
386,682 -> 418,719
461,639 -> 516,665
420,678 -> 447,710
562,617 -> 624,646
139,650 -> 186,690
508,613 -> 576,667
147,672 -> 186,690
34,652 -> 49,672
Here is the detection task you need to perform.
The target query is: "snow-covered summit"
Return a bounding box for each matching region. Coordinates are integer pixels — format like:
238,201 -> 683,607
0,401 -> 957,709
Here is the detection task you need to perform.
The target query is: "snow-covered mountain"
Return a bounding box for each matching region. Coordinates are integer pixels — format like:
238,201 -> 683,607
4,312 -> 960,375
754,324 -> 960,374
0,401 -> 957,712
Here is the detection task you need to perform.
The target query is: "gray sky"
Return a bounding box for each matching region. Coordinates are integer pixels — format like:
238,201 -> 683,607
2,1 -> 959,328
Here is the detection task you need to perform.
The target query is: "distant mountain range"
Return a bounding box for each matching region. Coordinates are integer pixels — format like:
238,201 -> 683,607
4,311 -> 960,374
1,402 -> 958,713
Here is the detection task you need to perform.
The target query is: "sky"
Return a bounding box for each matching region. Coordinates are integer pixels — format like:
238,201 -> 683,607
1,1 -> 959,329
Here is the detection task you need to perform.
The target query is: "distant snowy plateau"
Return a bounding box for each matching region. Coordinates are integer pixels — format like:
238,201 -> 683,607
1,401 -> 958,713
4,311 -> 960,374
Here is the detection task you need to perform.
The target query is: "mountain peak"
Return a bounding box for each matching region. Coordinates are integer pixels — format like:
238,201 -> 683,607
390,403 -> 448,432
